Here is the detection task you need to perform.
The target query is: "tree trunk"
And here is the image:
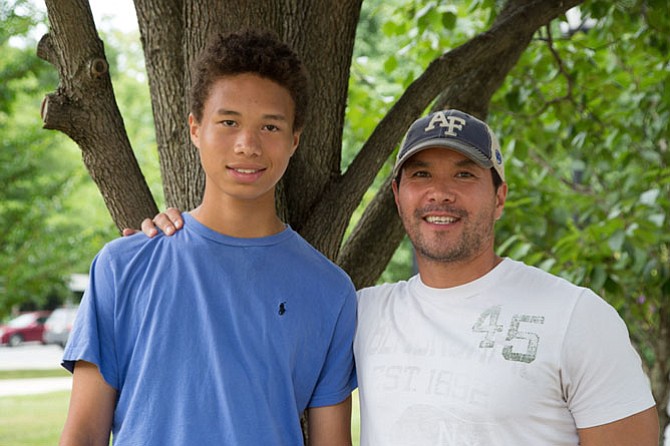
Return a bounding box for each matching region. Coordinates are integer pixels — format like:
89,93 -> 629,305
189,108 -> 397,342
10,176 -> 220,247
134,0 -> 204,210
648,307 -> 670,442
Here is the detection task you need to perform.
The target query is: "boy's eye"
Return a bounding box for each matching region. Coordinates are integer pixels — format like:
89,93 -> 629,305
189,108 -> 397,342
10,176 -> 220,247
220,120 -> 236,127
264,124 -> 280,132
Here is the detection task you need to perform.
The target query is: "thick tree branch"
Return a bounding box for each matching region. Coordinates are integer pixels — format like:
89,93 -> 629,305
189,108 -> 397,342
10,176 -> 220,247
38,0 -> 157,231
647,306 -> 670,436
337,177 -> 405,289
336,0 -> 584,283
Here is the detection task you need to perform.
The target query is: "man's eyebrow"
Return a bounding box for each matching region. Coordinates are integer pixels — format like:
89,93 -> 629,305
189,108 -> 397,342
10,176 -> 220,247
402,154 -> 481,171
455,157 -> 479,168
402,159 -> 429,170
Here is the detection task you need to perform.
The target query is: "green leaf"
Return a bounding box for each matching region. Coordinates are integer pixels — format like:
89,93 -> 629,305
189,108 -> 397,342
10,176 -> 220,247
442,11 -> 457,30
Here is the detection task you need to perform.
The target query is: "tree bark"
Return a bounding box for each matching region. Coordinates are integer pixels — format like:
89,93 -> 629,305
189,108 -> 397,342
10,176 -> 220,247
337,176 -> 405,290
134,0 -> 203,210
648,307 -> 670,440
38,0 -> 157,232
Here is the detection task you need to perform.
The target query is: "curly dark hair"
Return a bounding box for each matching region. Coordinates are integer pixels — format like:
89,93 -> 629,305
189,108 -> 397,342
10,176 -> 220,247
190,30 -> 309,130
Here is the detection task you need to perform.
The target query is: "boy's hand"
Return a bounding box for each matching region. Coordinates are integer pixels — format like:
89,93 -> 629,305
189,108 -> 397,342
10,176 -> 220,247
122,207 -> 184,237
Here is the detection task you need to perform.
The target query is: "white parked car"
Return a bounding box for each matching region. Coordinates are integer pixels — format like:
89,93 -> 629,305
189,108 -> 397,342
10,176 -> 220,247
42,306 -> 79,348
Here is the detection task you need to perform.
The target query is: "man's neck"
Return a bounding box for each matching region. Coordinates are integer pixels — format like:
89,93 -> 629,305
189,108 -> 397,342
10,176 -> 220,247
416,251 -> 503,289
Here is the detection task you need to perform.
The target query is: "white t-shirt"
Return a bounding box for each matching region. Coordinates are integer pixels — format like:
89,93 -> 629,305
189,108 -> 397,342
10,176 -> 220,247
354,258 -> 655,445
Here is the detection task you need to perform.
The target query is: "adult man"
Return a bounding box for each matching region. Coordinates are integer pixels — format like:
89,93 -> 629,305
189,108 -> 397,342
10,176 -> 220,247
60,30 -> 356,445
142,109 -> 658,445
355,109 -> 658,445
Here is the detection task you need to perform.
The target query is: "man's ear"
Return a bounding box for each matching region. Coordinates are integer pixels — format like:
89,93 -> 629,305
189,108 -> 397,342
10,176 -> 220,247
188,113 -> 200,147
392,178 -> 401,211
494,182 -> 508,221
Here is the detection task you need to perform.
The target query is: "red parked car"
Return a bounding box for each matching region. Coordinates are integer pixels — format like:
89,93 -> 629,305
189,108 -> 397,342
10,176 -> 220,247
0,311 -> 52,347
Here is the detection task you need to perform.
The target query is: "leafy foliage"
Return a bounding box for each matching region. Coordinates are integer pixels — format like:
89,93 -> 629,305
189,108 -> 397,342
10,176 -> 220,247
489,0 -> 669,384
0,1 -> 154,317
1,2 -> 71,313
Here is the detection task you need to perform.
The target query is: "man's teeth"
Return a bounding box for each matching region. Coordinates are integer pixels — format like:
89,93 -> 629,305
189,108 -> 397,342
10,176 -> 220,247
425,216 -> 457,224
235,168 -> 259,174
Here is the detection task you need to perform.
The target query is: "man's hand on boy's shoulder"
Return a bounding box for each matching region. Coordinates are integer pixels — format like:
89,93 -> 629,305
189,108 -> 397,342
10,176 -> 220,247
123,207 -> 184,238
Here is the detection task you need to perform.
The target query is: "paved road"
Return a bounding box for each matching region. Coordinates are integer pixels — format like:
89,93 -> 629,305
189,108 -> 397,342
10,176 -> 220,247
0,376 -> 71,396
0,343 -> 64,370
0,344 -> 71,397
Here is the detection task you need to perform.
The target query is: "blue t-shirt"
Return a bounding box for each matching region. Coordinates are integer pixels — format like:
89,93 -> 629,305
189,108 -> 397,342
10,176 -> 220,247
64,213 -> 357,445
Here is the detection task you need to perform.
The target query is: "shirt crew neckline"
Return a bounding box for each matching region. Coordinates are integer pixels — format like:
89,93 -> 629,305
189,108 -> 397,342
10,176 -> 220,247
183,212 -> 293,247
409,257 -> 513,301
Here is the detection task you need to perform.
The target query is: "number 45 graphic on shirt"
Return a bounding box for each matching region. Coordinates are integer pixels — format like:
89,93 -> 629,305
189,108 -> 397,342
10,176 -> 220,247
472,306 -> 545,364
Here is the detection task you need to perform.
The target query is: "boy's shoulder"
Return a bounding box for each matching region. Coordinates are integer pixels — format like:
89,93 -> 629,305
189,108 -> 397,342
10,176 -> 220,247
96,230 -> 182,271
289,230 -> 352,281
104,230 -> 167,254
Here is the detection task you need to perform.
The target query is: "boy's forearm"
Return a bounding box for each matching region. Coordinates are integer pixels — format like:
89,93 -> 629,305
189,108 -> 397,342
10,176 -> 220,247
60,361 -> 116,446
59,430 -> 111,446
307,396 -> 353,446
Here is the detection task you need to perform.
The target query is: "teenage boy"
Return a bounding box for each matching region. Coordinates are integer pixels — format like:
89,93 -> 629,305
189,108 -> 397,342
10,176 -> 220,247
60,30 -> 356,446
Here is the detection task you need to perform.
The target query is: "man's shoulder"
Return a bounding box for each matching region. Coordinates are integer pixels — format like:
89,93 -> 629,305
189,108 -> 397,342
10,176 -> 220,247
500,259 -> 601,311
357,278 -> 411,300
503,258 -> 585,292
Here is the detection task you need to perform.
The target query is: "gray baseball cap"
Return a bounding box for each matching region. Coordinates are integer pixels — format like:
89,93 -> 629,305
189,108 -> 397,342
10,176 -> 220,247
393,109 -> 505,182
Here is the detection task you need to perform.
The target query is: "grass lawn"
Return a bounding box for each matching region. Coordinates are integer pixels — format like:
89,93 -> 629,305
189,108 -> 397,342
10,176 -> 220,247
351,389 -> 361,445
0,370 -> 362,445
0,390 -> 70,445
0,368 -> 70,380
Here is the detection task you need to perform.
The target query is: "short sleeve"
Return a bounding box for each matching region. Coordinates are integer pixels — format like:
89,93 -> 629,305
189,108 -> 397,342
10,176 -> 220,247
62,245 -> 119,390
561,290 -> 655,428
307,285 -> 357,408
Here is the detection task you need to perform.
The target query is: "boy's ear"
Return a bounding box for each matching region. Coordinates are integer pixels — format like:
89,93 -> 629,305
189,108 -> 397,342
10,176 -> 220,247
188,113 -> 200,146
290,129 -> 302,155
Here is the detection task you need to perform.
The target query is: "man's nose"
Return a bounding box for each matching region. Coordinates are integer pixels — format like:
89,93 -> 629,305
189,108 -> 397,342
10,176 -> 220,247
427,180 -> 456,203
